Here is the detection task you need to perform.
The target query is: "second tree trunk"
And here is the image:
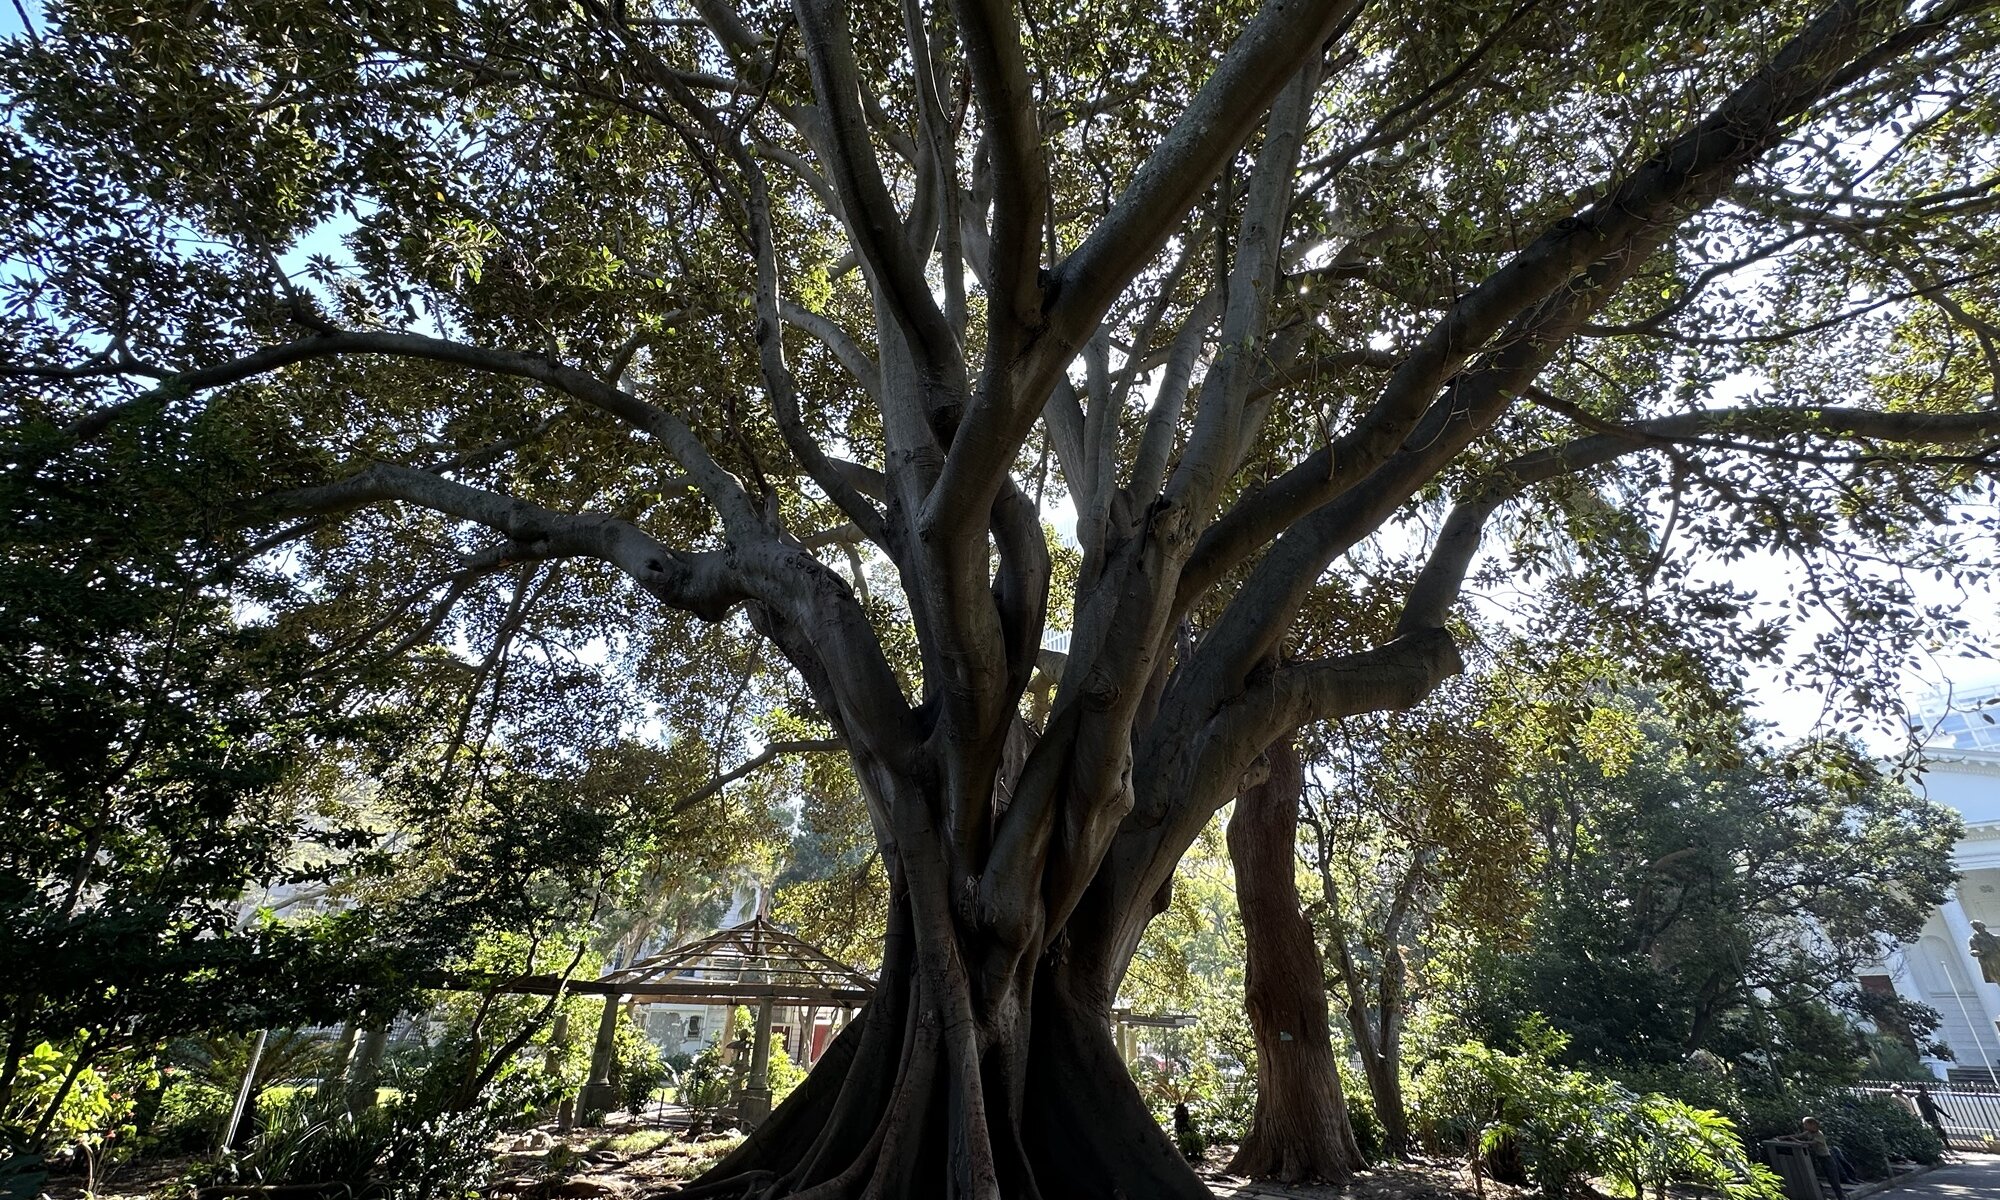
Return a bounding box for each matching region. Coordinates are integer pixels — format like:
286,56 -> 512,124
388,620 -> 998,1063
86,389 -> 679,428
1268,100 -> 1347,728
1226,734 -> 1367,1183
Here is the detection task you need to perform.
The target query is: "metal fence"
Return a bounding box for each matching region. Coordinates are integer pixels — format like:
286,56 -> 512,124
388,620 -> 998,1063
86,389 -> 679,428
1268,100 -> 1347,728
1853,1079 -> 2000,1150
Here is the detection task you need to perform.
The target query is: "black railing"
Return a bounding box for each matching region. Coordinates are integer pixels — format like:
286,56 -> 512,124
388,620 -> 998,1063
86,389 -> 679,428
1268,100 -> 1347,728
1853,1078 -> 2000,1150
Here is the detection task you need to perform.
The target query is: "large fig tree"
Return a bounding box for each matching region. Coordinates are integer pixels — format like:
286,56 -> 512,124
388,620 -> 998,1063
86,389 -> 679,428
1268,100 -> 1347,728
6,0 -> 2000,1194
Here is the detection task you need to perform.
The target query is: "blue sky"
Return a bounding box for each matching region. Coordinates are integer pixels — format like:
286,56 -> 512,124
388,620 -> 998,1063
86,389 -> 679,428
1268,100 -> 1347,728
2,1 -> 36,40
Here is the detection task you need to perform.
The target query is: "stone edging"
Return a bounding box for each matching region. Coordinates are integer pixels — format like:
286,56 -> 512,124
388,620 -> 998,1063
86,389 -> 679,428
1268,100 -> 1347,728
1847,1160 -> 1941,1199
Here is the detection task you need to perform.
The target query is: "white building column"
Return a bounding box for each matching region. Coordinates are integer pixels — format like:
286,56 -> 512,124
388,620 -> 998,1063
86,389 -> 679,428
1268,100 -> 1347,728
1937,892 -> 2000,1073
1883,948 -> 1954,1078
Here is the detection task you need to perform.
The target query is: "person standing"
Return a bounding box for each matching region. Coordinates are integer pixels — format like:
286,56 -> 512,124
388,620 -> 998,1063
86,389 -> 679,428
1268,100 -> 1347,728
1890,1084 -> 1920,1117
1914,1086 -> 1956,1154
1788,1117 -> 1846,1200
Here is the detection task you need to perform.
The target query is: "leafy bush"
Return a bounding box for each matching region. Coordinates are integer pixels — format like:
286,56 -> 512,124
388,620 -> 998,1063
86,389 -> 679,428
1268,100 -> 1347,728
1334,1063 -> 1384,1163
1816,1100 -> 1889,1180
766,1034 -> 807,1104
1868,1096 -> 1947,1166
1410,1027 -> 1779,1200
1173,1103 -> 1205,1162
196,1077 -> 509,1199
675,1045 -> 737,1116
1204,1077 -> 1257,1146
227,1099 -> 395,1188
0,1040 -> 152,1158
1600,1094 -> 1779,1200
148,1081 -> 233,1156
377,1107 -> 499,1200
166,1032 -> 331,1101
1813,1095 -> 1943,1178
1128,1041 -> 1243,1143
1736,1088 -> 1945,1179
613,1021 -> 668,1114
1612,1058 -> 1746,1126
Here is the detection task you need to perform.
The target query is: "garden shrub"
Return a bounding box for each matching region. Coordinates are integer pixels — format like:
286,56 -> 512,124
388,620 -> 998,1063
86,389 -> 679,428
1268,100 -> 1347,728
766,1034 -> 807,1104
228,1099 -> 396,1188
1599,1093 -> 1779,1200
1207,1079 -> 1257,1146
1410,1027 -> 1779,1200
1815,1099 -> 1889,1180
1737,1088 -> 1944,1179
1,1040 -> 150,1159
377,1107 -> 500,1200
1814,1095 -> 1944,1177
612,1022 -> 668,1114
1866,1096 -> 1946,1166
1127,1035 -> 1243,1147
149,1081 -> 233,1156
1336,1063 -> 1384,1163
193,1070 -> 517,1199
1612,1059 -> 1747,1128
675,1045 -> 736,1117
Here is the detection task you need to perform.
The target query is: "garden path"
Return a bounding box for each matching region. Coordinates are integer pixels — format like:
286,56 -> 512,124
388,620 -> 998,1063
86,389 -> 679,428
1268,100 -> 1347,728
1875,1152 -> 2000,1199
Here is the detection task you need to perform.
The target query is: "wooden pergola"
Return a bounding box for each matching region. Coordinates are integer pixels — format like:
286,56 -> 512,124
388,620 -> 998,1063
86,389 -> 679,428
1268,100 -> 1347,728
490,918 -> 875,1126
599,917 -> 876,1006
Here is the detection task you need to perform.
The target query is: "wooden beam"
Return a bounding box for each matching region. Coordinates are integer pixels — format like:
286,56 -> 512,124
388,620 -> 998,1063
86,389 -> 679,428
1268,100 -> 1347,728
438,971 -> 871,1007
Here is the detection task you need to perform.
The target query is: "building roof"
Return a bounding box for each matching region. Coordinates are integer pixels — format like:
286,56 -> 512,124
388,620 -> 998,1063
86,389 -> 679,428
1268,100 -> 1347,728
474,917 -> 876,1007
601,917 -> 875,1004
1910,675 -> 2000,750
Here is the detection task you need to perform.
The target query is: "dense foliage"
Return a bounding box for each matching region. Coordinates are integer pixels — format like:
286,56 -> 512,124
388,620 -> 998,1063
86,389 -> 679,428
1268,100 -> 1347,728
1470,700 -> 1958,1072
0,408 -> 379,1152
1409,1025 -> 1781,1200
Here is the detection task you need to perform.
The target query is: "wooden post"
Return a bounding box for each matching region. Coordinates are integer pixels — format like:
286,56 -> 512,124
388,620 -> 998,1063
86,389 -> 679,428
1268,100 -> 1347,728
798,1005 -> 818,1066
580,993 -> 621,1121
739,996 -> 775,1126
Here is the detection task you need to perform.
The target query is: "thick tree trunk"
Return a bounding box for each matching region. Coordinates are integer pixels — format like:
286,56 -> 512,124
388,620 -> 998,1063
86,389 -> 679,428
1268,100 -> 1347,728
683,878 -> 1210,1200
1225,736 -> 1367,1183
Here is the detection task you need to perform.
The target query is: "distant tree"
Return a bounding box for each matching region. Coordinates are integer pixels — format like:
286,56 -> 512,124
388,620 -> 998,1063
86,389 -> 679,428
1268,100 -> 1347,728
0,412 -> 368,1151
772,751 -> 892,971
1302,674 -> 1535,1155
1474,699 -> 1960,1074
1226,731 -> 1367,1181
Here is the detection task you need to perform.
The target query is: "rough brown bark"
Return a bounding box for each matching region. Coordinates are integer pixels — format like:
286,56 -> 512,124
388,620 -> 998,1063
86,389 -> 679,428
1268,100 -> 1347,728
1225,736 -> 1367,1183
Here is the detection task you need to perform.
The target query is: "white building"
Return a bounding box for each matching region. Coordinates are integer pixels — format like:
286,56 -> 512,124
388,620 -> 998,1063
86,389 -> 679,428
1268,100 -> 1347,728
1863,678 -> 2000,1080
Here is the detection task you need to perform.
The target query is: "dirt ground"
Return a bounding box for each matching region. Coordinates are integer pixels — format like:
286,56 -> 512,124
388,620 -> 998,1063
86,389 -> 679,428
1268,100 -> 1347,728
1200,1151 -> 1521,1200
44,1115 -> 1506,1200
488,1120 -> 1511,1199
